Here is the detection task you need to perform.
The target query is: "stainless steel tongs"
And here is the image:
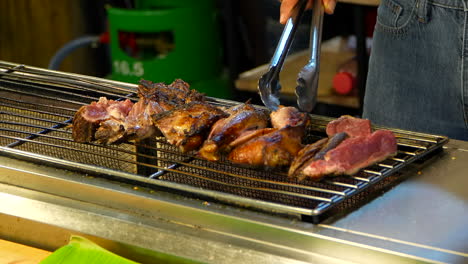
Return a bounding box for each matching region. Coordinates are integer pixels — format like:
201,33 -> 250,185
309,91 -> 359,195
258,0 -> 324,112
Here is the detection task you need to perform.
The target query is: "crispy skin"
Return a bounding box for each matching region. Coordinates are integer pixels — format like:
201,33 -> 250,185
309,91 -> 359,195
227,126 -> 304,168
228,128 -> 277,150
152,102 -> 227,153
227,106 -> 309,168
198,103 -> 269,161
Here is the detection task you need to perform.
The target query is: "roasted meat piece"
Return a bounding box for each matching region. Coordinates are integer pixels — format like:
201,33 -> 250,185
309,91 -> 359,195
152,102 -> 228,153
72,79 -> 206,144
138,79 -> 205,108
72,97 -> 133,144
289,116 -> 397,181
270,106 -> 309,129
288,132 -> 348,180
124,79 -> 205,141
228,128 -> 277,150
293,130 -> 397,180
227,126 -> 305,168
326,115 -> 371,137
198,103 -> 269,161
227,106 -> 309,168
123,98 -> 160,141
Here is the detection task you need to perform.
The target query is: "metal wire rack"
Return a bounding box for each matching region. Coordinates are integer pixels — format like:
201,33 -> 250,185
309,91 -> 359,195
0,61 -> 449,223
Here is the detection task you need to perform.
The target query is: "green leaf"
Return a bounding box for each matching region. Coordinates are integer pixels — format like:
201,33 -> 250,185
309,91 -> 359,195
40,235 -> 139,264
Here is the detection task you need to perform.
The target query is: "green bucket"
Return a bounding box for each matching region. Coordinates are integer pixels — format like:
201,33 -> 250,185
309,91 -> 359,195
107,1 -> 230,98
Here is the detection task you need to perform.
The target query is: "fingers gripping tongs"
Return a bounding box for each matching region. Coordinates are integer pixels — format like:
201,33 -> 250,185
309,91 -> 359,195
258,0 -> 324,112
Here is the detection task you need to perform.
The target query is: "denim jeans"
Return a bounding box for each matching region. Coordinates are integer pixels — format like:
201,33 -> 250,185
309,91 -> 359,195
363,0 -> 468,140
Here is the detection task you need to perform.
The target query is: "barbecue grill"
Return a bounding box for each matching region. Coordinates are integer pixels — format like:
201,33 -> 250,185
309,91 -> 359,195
0,60 -> 448,224
3,60 -> 467,263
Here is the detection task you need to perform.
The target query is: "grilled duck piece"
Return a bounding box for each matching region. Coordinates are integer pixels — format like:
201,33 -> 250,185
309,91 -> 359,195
228,128 -> 277,150
227,106 -> 309,168
198,103 -> 269,161
227,126 -> 305,168
152,102 -> 228,153
72,97 -> 133,144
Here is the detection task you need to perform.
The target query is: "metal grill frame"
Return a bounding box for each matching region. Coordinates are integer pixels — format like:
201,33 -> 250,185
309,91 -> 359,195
0,61 -> 449,223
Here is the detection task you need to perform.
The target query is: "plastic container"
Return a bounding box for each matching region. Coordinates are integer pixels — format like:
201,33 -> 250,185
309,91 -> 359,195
332,56 -> 358,95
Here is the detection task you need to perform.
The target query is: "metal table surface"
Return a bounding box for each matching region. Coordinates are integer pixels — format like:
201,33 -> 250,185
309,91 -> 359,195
0,139 -> 467,263
316,139 -> 468,263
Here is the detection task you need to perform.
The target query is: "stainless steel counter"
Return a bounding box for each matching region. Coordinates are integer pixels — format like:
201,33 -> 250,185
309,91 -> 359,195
0,139 -> 467,263
317,139 -> 468,263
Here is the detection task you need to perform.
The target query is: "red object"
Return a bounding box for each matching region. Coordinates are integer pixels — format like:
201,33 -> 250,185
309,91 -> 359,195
332,72 -> 356,95
99,32 -> 110,44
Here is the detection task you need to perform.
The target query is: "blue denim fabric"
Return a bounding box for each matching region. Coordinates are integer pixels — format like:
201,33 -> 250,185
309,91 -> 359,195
363,0 -> 468,140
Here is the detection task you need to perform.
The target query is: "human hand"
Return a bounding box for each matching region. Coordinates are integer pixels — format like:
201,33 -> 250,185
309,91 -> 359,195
279,0 -> 336,24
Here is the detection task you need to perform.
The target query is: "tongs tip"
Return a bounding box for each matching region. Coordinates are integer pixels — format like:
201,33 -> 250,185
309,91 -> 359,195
258,75 -> 281,111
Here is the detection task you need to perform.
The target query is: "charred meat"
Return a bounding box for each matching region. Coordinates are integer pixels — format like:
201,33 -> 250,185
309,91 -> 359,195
72,79 -> 205,144
198,103 -> 269,161
138,79 -> 205,108
124,79 -> 205,141
152,102 -> 228,153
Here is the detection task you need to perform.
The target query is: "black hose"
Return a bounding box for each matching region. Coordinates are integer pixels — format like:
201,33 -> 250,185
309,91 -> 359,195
48,35 -> 100,70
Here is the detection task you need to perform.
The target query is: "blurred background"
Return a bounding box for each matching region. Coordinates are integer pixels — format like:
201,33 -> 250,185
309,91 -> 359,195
0,0 -> 378,116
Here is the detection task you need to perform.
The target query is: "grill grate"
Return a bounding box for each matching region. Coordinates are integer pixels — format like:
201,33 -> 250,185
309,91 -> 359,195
0,62 -> 449,223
